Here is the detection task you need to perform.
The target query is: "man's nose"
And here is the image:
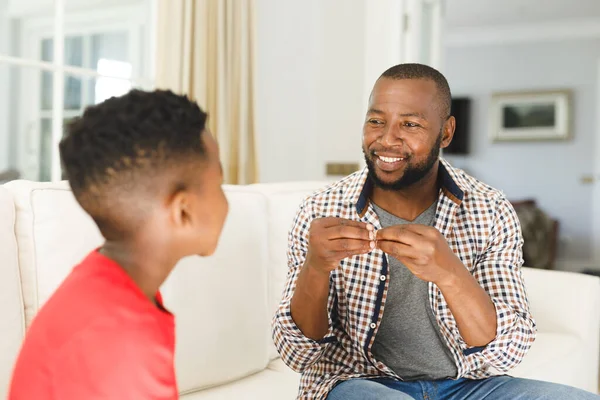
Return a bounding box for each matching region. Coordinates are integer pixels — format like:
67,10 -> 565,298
380,123 -> 403,147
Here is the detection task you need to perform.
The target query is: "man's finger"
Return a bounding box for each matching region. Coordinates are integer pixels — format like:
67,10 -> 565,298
318,217 -> 372,230
401,224 -> 437,237
329,238 -> 375,253
327,225 -> 374,241
376,226 -> 422,246
377,240 -> 418,261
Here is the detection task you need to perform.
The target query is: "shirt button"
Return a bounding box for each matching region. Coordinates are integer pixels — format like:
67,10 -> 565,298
380,275 -> 386,281
370,322 -> 377,329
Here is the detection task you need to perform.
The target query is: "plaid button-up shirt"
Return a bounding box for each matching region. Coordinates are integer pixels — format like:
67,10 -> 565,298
272,159 -> 537,400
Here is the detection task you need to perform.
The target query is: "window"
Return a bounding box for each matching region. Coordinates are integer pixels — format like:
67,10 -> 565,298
0,0 -> 155,182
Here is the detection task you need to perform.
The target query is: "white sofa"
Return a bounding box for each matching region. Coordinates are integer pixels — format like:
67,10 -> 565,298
0,180 -> 599,399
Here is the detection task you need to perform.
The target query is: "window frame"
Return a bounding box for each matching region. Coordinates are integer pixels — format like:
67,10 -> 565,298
0,0 -> 155,181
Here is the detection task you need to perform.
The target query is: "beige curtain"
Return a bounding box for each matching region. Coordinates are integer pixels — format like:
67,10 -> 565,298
155,0 -> 258,184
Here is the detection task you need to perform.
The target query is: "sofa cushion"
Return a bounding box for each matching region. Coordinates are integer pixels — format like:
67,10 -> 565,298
3,181 -> 103,326
521,267 -> 600,337
258,182 -> 328,359
180,359 -> 300,399
510,332 -> 582,388
162,186 -> 272,393
520,267 -> 600,392
0,186 -> 26,398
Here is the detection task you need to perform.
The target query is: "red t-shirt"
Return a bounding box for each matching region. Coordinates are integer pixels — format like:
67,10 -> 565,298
9,250 -> 178,399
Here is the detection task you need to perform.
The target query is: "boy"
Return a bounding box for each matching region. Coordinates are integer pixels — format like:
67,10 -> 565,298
9,90 -> 228,399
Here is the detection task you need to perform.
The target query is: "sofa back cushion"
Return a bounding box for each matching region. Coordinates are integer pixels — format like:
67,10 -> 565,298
0,186 -> 26,398
162,185 -> 272,394
257,182 -> 328,359
4,181 -> 103,326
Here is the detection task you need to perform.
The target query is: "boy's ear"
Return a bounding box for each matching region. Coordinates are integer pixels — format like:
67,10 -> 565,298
169,191 -> 192,228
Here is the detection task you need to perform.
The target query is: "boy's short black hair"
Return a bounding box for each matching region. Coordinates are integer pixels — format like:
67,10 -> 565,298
60,89 -> 208,239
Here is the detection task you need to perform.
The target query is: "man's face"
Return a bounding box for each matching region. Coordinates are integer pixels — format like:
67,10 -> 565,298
362,77 -> 453,191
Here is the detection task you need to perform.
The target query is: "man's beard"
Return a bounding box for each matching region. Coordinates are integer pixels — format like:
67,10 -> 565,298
364,133 -> 442,191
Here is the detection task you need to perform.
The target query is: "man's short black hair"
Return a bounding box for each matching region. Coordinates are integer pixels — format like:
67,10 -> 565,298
380,63 -> 452,118
60,89 -> 208,239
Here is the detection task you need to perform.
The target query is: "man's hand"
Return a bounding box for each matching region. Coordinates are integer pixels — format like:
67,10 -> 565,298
305,217 -> 375,275
291,218 -> 374,340
376,224 -> 462,285
376,224 -> 497,346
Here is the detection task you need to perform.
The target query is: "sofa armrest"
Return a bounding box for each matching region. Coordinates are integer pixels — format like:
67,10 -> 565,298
522,267 -> 600,342
519,267 -> 600,392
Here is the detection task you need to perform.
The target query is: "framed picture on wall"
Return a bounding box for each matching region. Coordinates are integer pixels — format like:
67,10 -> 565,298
490,89 -> 572,142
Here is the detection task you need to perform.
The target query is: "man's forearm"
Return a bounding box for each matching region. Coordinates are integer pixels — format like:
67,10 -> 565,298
290,263 -> 331,341
438,260 -> 497,347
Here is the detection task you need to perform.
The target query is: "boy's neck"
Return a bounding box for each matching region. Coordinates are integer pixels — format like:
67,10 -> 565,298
99,240 -> 176,305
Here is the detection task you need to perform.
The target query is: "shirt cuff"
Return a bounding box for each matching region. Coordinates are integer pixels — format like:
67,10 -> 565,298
278,299 -> 335,348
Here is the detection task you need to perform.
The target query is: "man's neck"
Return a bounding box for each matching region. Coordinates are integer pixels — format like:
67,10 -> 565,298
371,162 -> 440,222
99,239 -> 176,305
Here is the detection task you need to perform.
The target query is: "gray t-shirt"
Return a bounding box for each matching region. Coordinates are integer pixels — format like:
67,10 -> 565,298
370,201 -> 458,380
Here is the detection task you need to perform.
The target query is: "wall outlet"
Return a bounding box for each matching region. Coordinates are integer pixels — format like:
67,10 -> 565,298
326,162 -> 360,176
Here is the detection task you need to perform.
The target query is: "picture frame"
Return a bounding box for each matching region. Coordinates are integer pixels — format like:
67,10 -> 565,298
490,89 -> 572,142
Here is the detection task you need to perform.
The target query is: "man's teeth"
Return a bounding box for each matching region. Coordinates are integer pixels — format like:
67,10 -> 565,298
379,156 -> 403,163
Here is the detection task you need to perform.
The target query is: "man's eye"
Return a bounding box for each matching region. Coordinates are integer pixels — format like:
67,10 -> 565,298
368,119 -> 383,125
404,122 -> 420,128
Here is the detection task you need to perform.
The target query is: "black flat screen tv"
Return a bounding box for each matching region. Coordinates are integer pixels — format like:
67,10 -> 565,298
446,97 -> 471,155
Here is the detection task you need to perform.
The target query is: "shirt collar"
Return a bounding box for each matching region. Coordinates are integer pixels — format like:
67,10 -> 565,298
342,158 -> 468,215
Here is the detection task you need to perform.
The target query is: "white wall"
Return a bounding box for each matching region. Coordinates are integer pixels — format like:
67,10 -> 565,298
6,0 -> 49,16
0,0 -> 10,172
443,38 -> 600,267
7,0 -> 136,17
254,0 -> 323,182
313,1 -> 367,180
255,0 -> 393,183
594,60 -> 600,263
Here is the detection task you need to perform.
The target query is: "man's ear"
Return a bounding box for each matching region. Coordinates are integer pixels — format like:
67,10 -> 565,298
441,116 -> 456,149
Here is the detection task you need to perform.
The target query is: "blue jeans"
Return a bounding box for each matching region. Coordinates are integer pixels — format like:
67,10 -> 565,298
326,376 -> 599,400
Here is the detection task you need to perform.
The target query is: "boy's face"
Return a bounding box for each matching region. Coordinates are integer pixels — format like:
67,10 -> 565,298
191,132 -> 229,256
168,131 -> 228,258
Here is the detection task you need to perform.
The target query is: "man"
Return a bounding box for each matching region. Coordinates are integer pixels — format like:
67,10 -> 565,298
272,64 -> 598,400
10,90 -> 228,399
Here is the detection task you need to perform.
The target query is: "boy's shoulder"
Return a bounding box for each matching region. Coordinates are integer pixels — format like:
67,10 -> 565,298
28,251 -> 170,347
11,304 -> 175,400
